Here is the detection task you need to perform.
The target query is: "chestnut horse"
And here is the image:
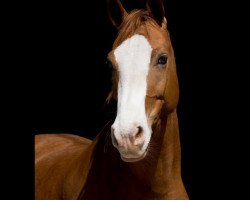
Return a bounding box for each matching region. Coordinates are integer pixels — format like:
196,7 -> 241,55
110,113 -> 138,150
35,0 -> 189,199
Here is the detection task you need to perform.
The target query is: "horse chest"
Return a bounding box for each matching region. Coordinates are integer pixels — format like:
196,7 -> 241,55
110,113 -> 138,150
82,174 -> 165,200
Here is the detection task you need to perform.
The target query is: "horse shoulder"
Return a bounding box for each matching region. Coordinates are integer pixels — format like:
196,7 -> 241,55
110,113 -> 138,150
35,134 -> 93,200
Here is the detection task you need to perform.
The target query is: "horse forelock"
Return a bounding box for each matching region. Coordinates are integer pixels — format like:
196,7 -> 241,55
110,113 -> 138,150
113,9 -> 159,48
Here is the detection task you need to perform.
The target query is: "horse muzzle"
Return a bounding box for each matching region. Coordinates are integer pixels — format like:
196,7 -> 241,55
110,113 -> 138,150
111,125 -> 150,162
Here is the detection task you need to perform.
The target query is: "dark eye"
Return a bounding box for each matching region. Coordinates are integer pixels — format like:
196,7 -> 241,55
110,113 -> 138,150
106,59 -> 113,69
157,55 -> 168,65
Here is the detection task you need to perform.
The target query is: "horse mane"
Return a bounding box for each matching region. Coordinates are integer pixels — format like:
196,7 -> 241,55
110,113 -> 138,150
113,9 -> 159,47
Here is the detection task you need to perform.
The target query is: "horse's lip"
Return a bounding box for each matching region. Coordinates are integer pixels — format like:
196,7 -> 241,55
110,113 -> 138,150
120,150 -> 147,163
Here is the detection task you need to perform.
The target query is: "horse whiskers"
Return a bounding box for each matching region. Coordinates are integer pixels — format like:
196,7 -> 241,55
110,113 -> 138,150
96,120 -> 113,153
106,111 -> 117,114
104,130 -> 112,153
145,142 -> 160,161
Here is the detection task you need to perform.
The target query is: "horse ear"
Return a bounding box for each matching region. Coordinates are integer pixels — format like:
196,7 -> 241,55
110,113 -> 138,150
146,0 -> 165,27
107,0 -> 128,28
162,17 -> 167,30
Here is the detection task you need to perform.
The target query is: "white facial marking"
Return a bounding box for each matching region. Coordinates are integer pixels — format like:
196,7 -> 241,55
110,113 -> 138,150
113,34 -> 152,153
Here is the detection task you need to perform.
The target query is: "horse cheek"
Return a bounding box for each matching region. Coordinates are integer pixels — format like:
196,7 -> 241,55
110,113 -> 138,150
164,61 -> 179,112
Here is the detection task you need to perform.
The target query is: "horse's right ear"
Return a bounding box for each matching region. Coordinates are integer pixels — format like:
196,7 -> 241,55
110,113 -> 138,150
107,0 -> 127,28
146,0 -> 165,27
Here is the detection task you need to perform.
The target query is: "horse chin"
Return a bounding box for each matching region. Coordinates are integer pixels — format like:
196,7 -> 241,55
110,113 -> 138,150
120,150 -> 147,163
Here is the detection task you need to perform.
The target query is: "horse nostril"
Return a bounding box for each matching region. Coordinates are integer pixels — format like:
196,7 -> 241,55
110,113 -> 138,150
132,126 -> 144,147
111,128 -> 118,147
135,126 -> 143,139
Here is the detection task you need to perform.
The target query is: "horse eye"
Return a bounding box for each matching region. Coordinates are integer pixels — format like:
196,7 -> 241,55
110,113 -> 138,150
106,59 -> 113,69
157,55 -> 168,65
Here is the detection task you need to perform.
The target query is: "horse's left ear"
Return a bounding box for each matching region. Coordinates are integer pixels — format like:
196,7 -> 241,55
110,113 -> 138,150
161,17 -> 167,29
146,0 -> 165,27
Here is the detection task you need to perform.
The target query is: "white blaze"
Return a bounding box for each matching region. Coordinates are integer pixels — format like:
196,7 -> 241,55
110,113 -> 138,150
113,34 -> 152,151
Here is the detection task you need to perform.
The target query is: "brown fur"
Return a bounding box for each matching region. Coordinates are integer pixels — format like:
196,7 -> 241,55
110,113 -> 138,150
35,2 -> 189,200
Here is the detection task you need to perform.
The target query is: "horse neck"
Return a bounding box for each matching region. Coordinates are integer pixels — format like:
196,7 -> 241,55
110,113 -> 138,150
128,110 -> 182,193
78,110 -> 184,199
105,110 -> 182,190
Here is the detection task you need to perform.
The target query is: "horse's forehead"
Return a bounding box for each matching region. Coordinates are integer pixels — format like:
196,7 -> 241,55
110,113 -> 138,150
145,26 -> 168,49
114,34 -> 152,57
109,24 -> 170,65
114,23 -> 168,48
113,34 -> 152,72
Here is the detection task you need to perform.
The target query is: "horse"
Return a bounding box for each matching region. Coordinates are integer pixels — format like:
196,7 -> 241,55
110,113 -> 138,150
35,0 -> 189,199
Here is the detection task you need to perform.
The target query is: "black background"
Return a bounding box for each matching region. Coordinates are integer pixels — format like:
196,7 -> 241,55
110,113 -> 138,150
29,0 -> 241,199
